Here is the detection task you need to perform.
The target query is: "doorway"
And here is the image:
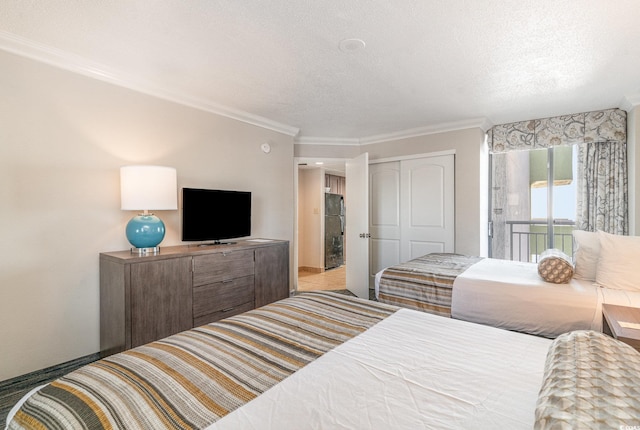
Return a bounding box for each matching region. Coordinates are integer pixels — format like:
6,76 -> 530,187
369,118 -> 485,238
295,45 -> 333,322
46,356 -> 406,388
296,159 -> 347,293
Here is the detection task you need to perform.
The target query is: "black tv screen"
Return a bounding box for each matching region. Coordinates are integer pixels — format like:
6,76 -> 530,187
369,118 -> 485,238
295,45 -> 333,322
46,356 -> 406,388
182,188 -> 251,243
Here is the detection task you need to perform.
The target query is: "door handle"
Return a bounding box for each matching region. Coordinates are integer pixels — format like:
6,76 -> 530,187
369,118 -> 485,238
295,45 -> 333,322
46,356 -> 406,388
359,233 -> 371,238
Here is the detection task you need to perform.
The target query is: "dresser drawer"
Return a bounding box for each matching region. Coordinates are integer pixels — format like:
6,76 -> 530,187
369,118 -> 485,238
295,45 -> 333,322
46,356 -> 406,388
192,249 -> 255,286
193,275 -> 255,318
193,301 -> 254,327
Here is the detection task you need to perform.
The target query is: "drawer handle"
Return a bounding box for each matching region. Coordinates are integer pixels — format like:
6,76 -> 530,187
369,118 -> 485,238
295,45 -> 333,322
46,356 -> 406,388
222,279 -> 234,284
221,307 -> 235,312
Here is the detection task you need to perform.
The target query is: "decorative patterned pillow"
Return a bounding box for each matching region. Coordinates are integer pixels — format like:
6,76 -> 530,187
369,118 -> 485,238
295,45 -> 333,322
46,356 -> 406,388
535,330 -> 640,429
537,249 -> 574,284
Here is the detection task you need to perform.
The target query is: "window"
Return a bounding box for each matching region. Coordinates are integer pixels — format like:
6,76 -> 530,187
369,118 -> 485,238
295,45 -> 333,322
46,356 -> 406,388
489,146 -> 576,261
487,108 -> 628,254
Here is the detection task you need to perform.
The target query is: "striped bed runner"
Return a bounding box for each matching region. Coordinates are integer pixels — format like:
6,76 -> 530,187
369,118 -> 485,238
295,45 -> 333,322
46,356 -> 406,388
8,292 -> 397,430
378,253 -> 483,317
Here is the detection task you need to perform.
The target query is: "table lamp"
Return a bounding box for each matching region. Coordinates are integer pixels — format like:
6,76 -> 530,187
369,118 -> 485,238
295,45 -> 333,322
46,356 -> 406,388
120,165 -> 177,254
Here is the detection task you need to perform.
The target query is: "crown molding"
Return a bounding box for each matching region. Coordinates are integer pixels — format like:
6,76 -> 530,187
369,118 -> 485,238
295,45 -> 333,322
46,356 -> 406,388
295,118 -> 491,147
478,117 -> 494,132
0,31 -> 300,137
359,117 -> 490,145
295,136 -> 361,146
621,93 -> 640,112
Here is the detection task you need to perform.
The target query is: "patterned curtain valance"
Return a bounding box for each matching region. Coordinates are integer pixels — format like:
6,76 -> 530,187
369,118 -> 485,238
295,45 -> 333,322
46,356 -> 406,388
487,108 -> 627,153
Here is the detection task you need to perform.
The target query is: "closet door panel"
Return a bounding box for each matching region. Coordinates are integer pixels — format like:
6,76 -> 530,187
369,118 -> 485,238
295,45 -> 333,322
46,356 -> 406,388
369,154 -> 455,275
409,165 -> 445,227
409,240 -> 445,258
369,162 -> 401,282
400,155 -> 455,261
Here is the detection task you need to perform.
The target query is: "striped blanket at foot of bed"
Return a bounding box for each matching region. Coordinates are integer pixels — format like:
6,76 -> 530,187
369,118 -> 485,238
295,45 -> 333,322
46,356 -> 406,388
8,292 -> 397,430
378,253 -> 483,317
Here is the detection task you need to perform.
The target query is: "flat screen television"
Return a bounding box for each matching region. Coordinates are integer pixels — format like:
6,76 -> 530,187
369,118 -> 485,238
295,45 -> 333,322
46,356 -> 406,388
182,188 -> 251,244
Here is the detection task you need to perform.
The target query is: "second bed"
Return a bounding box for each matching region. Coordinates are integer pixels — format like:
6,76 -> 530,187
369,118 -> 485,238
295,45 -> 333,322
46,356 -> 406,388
376,252 -> 640,338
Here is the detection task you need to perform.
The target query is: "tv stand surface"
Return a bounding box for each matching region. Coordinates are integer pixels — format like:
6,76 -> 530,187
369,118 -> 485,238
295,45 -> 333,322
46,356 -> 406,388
196,241 -> 237,247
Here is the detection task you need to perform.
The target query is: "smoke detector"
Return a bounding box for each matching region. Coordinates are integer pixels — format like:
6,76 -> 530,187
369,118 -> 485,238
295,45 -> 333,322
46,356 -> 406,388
339,38 -> 366,53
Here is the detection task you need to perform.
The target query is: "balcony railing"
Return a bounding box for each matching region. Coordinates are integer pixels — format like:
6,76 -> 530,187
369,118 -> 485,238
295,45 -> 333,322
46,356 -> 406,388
505,219 -> 575,262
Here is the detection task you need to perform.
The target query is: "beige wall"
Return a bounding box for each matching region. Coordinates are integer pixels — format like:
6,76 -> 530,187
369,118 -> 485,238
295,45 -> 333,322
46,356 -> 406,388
360,128 -> 488,256
0,50 -> 295,380
293,128 -> 487,257
294,143 -> 361,159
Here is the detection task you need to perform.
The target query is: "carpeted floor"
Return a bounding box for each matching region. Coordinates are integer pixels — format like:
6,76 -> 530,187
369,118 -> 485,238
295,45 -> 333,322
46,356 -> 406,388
0,353 -> 100,427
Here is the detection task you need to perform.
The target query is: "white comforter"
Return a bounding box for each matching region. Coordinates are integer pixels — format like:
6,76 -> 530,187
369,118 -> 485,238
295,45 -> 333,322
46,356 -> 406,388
451,258 -> 600,338
209,308 -> 551,430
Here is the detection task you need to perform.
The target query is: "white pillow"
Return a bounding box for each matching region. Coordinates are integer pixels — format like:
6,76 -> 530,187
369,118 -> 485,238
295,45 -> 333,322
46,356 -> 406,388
596,231 -> 640,292
572,230 -> 600,281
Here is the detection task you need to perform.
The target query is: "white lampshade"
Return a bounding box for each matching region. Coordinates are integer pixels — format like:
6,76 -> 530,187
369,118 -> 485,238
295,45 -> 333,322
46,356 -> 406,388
120,165 -> 178,210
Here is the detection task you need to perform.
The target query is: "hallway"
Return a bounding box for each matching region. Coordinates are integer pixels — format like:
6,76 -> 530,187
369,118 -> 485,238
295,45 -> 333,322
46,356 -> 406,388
297,265 -> 346,292
297,265 -> 377,300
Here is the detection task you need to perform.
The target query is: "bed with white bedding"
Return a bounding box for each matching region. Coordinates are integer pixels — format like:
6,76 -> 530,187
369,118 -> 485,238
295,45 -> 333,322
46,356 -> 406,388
6,291 -> 640,430
451,258 -> 601,337
375,255 -> 602,337
210,307 -> 552,430
212,314 -> 640,430
376,230 -> 640,338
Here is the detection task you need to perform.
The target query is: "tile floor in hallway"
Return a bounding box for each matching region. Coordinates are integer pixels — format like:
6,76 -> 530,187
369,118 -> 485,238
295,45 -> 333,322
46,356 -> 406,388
297,265 -> 346,291
297,265 -> 377,300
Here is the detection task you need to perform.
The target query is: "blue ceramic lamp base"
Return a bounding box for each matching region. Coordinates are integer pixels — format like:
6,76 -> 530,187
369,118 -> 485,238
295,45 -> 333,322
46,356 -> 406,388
126,214 -> 166,254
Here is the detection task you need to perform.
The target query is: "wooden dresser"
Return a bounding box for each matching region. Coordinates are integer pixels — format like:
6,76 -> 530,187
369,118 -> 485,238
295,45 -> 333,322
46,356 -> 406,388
99,240 -> 289,356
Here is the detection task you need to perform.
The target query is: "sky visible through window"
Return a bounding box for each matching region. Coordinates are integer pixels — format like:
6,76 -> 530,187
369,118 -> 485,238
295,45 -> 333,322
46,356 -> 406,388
530,147 -> 577,220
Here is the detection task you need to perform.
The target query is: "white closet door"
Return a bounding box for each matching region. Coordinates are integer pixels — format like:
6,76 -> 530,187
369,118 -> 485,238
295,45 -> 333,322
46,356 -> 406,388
369,162 -> 401,278
369,154 -> 455,283
400,155 -> 455,260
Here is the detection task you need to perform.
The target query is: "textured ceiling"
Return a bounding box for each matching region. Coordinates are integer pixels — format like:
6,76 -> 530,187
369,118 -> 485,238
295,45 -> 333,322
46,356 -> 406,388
2,0 -> 640,141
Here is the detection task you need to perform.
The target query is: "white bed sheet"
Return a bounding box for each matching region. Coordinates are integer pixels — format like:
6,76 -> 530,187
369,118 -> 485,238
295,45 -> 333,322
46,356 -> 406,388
209,308 -> 551,430
598,286 -> 640,309
452,258 -> 600,337
374,269 -> 383,299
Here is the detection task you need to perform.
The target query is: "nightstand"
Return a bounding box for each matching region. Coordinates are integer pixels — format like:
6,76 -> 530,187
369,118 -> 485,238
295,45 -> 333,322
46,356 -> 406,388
602,304 -> 640,352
